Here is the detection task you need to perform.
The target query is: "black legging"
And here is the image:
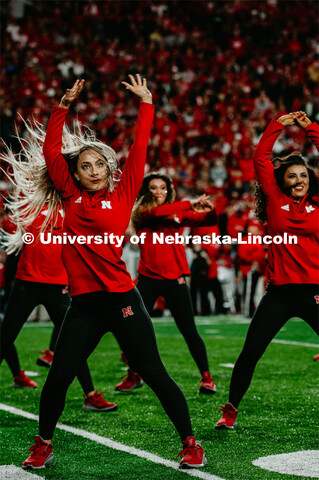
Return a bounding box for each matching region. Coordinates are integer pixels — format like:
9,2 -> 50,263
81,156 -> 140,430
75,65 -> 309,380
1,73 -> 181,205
0,280 -> 94,394
137,274 -> 209,374
229,283 -> 319,408
49,325 -> 60,352
39,288 -> 192,441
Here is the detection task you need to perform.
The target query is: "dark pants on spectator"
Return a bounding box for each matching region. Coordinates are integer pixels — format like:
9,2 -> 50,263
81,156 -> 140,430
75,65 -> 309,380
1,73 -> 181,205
0,280 -> 94,394
243,270 -> 261,318
207,277 -> 226,314
190,274 -> 209,315
39,287 -> 192,441
138,275 -> 209,374
190,276 -> 225,315
229,283 -> 319,408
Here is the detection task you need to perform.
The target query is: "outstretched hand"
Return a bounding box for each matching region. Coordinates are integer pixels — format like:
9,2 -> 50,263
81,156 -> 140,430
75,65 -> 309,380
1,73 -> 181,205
291,111 -> 312,129
59,79 -> 85,108
121,74 -> 152,104
191,194 -> 215,213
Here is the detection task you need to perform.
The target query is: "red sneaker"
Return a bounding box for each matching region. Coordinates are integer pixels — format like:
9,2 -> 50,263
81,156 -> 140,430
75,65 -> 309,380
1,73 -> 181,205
14,370 -> 38,388
178,436 -> 207,469
83,391 -> 117,412
313,354 -> 319,361
215,402 -> 238,429
199,371 -> 216,394
115,369 -> 143,392
22,436 -> 54,469
37,349 -> 53,368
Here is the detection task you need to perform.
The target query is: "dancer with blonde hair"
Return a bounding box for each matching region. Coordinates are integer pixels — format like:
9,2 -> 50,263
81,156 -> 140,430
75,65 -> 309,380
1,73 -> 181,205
21,76 -> 206,470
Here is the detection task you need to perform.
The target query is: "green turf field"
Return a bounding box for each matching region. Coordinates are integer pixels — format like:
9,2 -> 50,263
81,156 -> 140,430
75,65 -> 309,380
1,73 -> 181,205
0,315 -> 318,480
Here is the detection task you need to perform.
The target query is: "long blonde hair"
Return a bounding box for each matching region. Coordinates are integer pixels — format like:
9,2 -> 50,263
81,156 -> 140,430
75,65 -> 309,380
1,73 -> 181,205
2,116 -> 120,254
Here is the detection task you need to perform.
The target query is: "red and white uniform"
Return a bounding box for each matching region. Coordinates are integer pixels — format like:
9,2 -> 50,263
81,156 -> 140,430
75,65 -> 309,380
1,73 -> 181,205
43,103 -> 154,296
253,120 -> 319,285
136,201 -> 217,280
16,207 -> 68,285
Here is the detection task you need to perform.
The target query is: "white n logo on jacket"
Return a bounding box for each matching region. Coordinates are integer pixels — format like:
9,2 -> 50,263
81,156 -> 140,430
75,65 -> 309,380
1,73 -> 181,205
101,201 -> 112,209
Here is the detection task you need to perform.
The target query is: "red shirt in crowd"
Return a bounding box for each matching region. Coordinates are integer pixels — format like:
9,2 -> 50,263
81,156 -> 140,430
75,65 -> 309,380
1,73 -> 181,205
16,206 -> 68,285
237,241 -> 266,278
191,225 -> 220,280
201,244 -> 219,279
136,200 -> 217,280
43,103 -> 155,295
253,119 -> 319,285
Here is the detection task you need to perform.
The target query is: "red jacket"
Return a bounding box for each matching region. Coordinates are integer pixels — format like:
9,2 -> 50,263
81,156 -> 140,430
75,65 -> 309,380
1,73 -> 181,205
201,244 -> 219,279
16,207 -> 68,285
237,241 -> 266,278
253,120 -> 319,285
43,103 -> 154,295
137,201 -> 217,280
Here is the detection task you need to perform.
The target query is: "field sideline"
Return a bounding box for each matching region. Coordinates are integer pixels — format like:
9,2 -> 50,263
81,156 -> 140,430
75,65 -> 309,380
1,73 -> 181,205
0,315 -> 318,480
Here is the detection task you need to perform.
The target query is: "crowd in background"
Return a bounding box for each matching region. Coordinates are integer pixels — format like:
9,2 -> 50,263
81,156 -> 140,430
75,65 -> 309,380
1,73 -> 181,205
1,0 -> 318,316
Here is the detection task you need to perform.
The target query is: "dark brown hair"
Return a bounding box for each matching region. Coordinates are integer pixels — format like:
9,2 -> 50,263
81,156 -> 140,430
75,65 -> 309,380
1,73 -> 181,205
255,152 -> 319,223
132,173 -> 176,231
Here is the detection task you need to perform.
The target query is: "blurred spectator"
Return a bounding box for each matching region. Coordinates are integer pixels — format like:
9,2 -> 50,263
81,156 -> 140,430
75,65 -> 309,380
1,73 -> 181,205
202,242 -> 226,315
236,224 -> 267,317
190,245 -> 209,315
1,0 -> 318,314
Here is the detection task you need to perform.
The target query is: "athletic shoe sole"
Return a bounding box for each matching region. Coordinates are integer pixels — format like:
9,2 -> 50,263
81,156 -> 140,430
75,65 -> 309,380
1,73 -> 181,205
36,358 -> 52,368
115,382 -> 143,392
83,404 -> 118,412
215,420 -> 237,430
22,453 -> 54,469
179,455 -> 208,469
14,384 -> 37,389
199,386 -> 217,394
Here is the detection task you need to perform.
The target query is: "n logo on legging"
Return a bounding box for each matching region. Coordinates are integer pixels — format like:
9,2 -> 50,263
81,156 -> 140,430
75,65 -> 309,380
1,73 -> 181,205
122,306 -> 134,318
314,295 -> 319,304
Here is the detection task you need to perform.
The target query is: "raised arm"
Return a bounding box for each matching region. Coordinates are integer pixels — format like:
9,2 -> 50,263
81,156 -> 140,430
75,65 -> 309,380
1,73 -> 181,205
292,111 -> 319,151
43,80 -> 85,197
115,75 -> 155,207
252,114 -> 294,197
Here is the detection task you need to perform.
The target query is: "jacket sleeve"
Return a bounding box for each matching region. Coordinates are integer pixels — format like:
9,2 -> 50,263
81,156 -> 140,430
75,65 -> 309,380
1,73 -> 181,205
305,122 -> 319,151
43,107 -> 77,198
180,210 -> 217,227
252,119 -> 285,197
115,102 -> 155,209
139,201 -> 192,221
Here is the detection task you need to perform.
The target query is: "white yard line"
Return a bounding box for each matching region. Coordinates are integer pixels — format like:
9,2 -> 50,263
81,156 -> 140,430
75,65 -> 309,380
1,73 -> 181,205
202,332 -> 318,349
0,403 -> 225,480
152,317 -> 248,326
271,339 -> 318,348
0,465 -> 43,479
